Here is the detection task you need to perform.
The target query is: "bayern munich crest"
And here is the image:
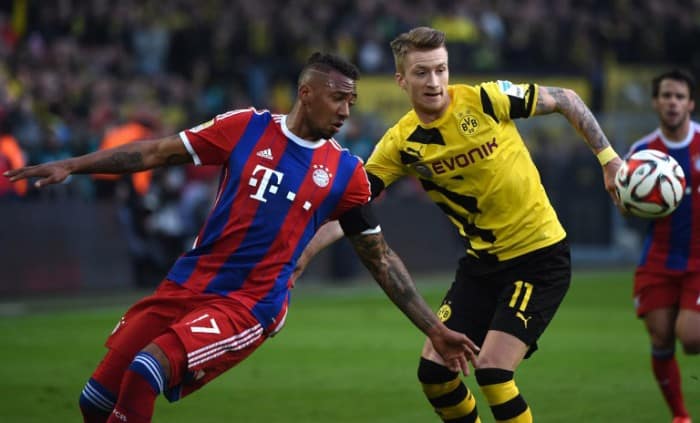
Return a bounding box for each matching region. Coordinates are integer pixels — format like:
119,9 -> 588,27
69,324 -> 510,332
312,164 -> 332,188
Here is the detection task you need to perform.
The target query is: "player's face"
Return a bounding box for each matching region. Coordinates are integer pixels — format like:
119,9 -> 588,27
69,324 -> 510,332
396,47 -> 450,122
653,79 -> 695,133
304,70 -> 357,140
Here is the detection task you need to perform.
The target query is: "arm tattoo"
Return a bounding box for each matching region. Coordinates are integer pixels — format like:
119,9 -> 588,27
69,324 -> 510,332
166,154 -> 192,166
538,86 -> 610,151
349,232 -> 437,333
77,152 -> 144,174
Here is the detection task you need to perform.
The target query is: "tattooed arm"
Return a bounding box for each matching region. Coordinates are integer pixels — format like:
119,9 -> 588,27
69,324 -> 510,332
534,86 -> 622,202
4,135 -> 191,188
348,231 -> 479,374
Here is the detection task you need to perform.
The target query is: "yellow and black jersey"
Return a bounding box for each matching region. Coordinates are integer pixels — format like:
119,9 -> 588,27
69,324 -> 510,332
366,82 -> 566,262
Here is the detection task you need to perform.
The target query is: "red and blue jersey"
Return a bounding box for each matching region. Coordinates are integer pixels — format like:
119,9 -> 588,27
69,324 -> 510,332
627,121 -> 700,271
168,108 -> 371,331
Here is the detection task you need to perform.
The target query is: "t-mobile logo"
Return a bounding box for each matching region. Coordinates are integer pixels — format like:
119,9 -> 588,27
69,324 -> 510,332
249,164 -> 284,202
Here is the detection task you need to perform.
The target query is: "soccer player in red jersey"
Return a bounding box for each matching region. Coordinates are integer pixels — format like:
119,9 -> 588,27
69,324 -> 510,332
624,69 -> 700,423
5,52 -> 479,423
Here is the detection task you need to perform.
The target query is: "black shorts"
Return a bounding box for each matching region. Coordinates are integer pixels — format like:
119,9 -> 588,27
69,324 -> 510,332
437,239 -> 571,358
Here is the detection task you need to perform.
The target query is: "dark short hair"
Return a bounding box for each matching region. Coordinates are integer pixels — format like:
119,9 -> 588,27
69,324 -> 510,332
298,52 -> 359,85
652,69 -> 696,100
390,27 -> 446,73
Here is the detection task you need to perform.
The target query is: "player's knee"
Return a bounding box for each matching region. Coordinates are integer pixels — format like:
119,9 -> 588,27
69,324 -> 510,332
679,336 -> 700,354
417,357 -> 458,384
79,378 -> 116,420
150,332 -> 187,388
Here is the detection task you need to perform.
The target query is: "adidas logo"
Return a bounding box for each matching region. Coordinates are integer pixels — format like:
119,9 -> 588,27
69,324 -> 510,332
256,148 -> 273,160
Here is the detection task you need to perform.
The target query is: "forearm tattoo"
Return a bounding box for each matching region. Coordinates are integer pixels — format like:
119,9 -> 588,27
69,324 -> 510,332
75,149 -> 191,174
538,87 -> 610,150
77,152 -> 144,174
349,233 -> 436,333
165,154 -> 192,166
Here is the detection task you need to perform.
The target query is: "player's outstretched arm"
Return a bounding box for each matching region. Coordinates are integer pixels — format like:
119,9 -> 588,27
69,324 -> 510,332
534,86 -> 622,205
347,231 -> 479,375
4,134 -> 191,188
290,220 -> 345,285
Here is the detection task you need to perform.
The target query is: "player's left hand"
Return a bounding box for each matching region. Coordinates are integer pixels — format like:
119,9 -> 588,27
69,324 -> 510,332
428,325 -> 479,376
4,163 -> 72,188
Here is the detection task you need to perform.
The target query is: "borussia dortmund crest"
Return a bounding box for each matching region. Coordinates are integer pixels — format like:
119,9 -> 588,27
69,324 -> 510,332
459,115 -> 479,136
437,304 -> 452,322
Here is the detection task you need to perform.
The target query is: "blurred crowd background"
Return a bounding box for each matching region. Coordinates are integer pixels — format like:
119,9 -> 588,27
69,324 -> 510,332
1,0 -> 698,295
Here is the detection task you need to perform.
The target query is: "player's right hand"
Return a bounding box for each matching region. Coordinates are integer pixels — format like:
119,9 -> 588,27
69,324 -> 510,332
602,157 -> 622,205
427,325 -> 480,376
4,163 -> 71,188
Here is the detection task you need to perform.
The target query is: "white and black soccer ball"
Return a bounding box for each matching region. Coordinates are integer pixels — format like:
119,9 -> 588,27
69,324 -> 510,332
615,149 -> 686,219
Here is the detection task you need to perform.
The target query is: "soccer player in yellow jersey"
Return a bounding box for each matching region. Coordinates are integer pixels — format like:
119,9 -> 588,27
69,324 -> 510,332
295,27 -> 622,422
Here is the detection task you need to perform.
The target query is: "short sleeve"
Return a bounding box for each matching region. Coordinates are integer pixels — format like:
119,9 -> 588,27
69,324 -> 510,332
329,161 -> 372,221
364,127 -> 406,191
179,108 -> 254,165
479,81 -> 538,121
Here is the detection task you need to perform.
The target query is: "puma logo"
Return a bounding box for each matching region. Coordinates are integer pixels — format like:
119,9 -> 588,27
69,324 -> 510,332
516,312 -> 532,328
406,146 -> 424,158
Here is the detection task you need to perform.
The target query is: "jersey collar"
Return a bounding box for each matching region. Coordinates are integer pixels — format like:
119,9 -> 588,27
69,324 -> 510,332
280,115 -> 328,149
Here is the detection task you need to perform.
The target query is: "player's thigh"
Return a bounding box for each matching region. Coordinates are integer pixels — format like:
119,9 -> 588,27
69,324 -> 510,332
476,330 -> 528,370
164,300 -> 267,400
634,269 -> 682,317
490,241 -> 571,353
106,280 -> 192,358
676,272 -> 700,352
435,261 -> 498,348
643,307 -> 677,347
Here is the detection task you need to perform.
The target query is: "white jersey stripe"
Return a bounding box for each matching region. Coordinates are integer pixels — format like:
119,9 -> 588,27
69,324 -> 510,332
188,328 -> 263,368
188,327 -> 263,368
83,385 -> 114,411
179,131 -> 202,166
187,324 -> 262,359
134,355 -> 164,393
188,325 -> 263,362
188,329 -> 263,368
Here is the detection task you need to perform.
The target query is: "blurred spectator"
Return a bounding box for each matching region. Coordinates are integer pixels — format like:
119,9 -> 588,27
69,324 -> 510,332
0,119 -> 26,198
93,108 -> 162,287
1,0 -> 698,282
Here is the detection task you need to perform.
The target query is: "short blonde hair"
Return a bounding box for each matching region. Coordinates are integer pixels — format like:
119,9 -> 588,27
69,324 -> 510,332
390,27 -> 446,73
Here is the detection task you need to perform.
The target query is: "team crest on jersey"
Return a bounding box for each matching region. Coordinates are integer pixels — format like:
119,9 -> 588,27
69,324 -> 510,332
437,304 -> 452,322
459,114 -> 479,136
312,164 -> 332,187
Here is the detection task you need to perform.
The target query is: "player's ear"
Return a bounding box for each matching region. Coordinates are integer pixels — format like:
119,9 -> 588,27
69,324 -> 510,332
395,73 -> 406,90
689,98 -> 695,113
298,84 -> 312,104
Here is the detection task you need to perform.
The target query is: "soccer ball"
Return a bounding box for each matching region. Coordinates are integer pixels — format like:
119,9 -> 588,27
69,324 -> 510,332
615,149 -> 686,218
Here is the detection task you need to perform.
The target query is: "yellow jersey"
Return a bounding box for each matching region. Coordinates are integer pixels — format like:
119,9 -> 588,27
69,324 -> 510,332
366,82 -> 566,262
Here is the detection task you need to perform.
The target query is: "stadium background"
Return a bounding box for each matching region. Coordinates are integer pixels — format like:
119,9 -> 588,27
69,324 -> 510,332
0,1 -> 698,422
2,0 -> 699,294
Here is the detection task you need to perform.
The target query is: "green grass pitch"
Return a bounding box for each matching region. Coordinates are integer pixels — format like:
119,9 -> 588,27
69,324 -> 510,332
0,269 -> 697,422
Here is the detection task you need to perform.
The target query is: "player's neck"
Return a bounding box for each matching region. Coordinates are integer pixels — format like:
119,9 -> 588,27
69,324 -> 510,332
660,118 -> 691,142
414,95 -> 451,125
285,107 -> 321,142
